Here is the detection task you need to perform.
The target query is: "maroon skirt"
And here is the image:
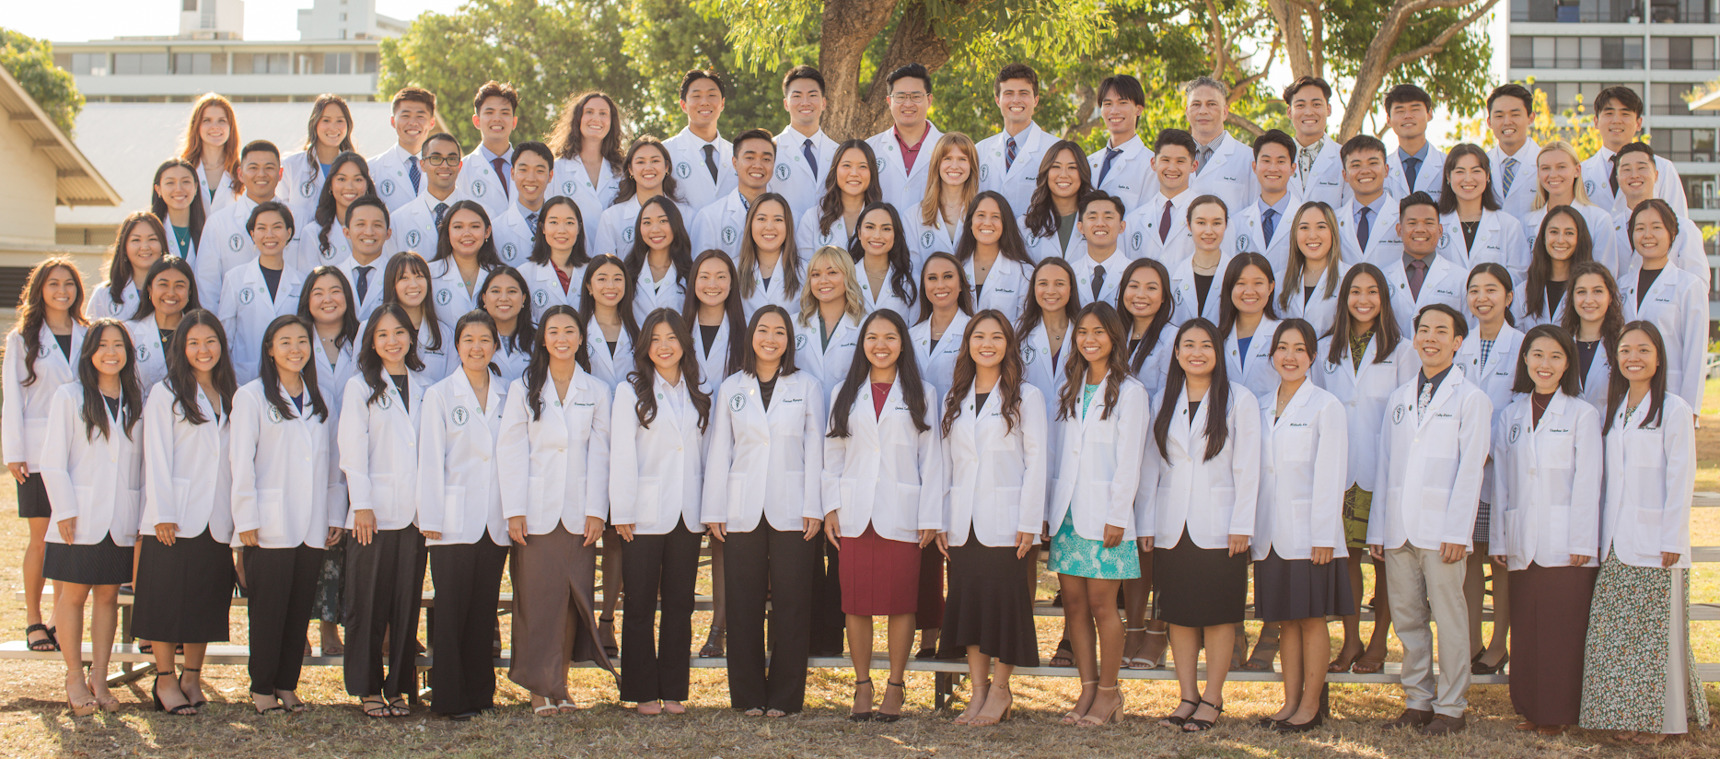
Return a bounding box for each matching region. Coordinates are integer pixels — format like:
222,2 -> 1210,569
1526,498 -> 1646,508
840,526 -> 921,616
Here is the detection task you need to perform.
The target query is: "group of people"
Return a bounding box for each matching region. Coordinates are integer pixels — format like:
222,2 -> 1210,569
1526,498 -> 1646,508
2,59 -> 1709,743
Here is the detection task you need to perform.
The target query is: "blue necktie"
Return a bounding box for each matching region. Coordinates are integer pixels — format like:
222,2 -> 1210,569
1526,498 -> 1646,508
803,138 -> 819,178
1403,155 -> 1421,192
1503,157 -> 1519,195
1262,208 -> 1278,244
407,156 -> 422,195
354,265 -> 372,301
434,202 -> 448,227
1096,147 -> 1122,188
1356,206 -> 1372,249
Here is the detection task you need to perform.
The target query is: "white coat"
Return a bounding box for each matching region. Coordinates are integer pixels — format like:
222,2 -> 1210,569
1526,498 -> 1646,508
1288,137 -> 1345,210
1146,382 -> 1259,548
1069,249 -> 1133,308
163,218 -> 198,264
125,317 -> 173,396
197,164 -> 238,218
943,384 -> 1049,547
1387,145 -> 1447,203
194,194 -> 270,309
794,211 -> 852,255
1573,336 -> 1614,410
631,263 -> 686,324
1278,268 -> 1347,337
1613,212 -> 1709,290
551,156 -> 622,232
279,150 -> 327,223
821,379 -> 944,543
1581,148 -> 1686,217
1313,335 -> 1419,492
337,372 -> 426,531
455,145 -> 514,221
1519,202 -> 1618,283
1335,198 -> 1404,270
909,311 -> 970,406
85,284 -> 141,322
1488,392 -> 1603,570
690,316 -> 737,395
295,219 -> 357,273
1087,134 -> 1159,213
768,128 -> 839,220
1367,368 -> 1492,550
592,196 -> 697,259
585,317 -> 636,391
1127,325 -> 1177,402
4,326 -> 86,467
489,204 -> 538,269
1620,265 -> 1707,413
427,258 -> 493,335
497,370 -> 612,534
1224,317 -> 1282,400
1190,133 -> 1259,216
1048,374 -> 1150,541
1226,197 -> 1298,277
519,259 -> 586,314
1021,214 -> 1088,264
216,262 -> 306,384
311,336 -> 360,419
1487,140 -> 1541,221
414,317 -> 454,381
228,380 -> 337,549
1122,192 -> 1195,266
416,369 -> 510,546
333,255 -> 391,324
1455,324 -> 1523,419
388,190 -> 465,259
141,380 -> 232,540
1019,320 -> 1072,421
702,371 -> 825,533
794,313 -> 862,403
738,253 -> 801,319
856,264 -> 915,319
1165,253 -> 1230,327
904,210 -> 965,272
977,123 -> 1054,215
490,340 -> 530,386
609,373 -> 705,535
1438,210 -> 1530,286
867,122 -> 945,212
663,128 -> 736,213
688,191 -> 749,259
964,255 -> 1031,324
40,385 -> 143,547
367,144 -> 424,213
1253,380 -> 1348,560
1600,393 -> 1696,568
1381,253 -> 1466,336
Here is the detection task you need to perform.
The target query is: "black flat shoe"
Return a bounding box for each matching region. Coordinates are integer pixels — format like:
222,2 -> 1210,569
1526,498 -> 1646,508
1274,712 -> 1323,733
1256,716 -> 1284,729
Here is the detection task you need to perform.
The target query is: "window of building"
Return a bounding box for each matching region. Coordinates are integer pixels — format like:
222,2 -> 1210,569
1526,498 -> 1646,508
1650,128 -> 1717,161
1686,175 -> 1718,211
323,53 -> 353,74
112,53 -> 170,76
182,0 -> 197,10
1651,82 -> 1702,116
172,53 -> 219,76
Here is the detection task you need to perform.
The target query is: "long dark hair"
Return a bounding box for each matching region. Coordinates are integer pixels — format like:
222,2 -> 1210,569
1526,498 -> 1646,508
952,190 -> 1034,266
105,212 -> 168,306
1604,320 -> 1668,434
614,137 -> 683,205
741,305 -> 799,378
1275,201 -> 1342,313
149,159 -> 207,247
1054,302 -> 1129,422
1023,141 -> 1092,239
258,315 -> 328,422
627,308 -> 711,431
1154,318 -> 1233,461
357,304 -> 425,408
131,256 -> 201,323
313,152 -> 376,258
1467,262 -> 1517,328
296,266 -> 361,351
1324,263 -> 1402,366
847,203 -> 916,303
576,254 -> 640,342
524,305 -> 593,421
526,195 -> 591,269
1116,258 -> 1173,375
818,140 -> 881,238
432,199 -> 503,269
915,252 -> 975,324
74,320 -> 144,440
1435,143 -> 1500,215
1216,252 -> 1279,337
624,195 -> 693,295
300,94 -> 355,154
164,309 -> 236,425
1511,324 -> 1583,396
1524,205 -> 1593,321
940,310 -> 1024,436
478,266 -> 536,355
381,251 -> 443,353
736,193 -> 801,302
1559,261 -> 1624,366
12,258 -> 88,386
827,309 -> 931,438
682,250 -> 747,375
548,91 -> 625,173
1016,256 -> 1081,337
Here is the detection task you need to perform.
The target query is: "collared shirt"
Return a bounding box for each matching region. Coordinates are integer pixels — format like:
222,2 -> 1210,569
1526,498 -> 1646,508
1418,364 -> 1452,400
1397,142 -> 1430,167
1257,194 -> 1291,221
1354,194 -> 1386,228
479,143 -> 514,168
895,124 -> 931,173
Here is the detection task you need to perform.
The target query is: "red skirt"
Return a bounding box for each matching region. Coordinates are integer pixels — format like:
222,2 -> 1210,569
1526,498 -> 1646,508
840,526 -> 922,616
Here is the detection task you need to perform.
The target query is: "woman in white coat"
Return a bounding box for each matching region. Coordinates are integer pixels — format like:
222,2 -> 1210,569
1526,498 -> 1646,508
703,305 -> 826,717
594,138 -> 696,258
681,250 -> 747,657
796,140 -> 881,254
135,310 -> 236,716
910,253 -> 974,423
1018,142 -> 1093,263
735,193 -> 804,319
1434,144 -> 1530,283
1619,199 -> 1706,415
953,192 -> 1034,322
1457,261 -> 1523,674
1047,303 -> 1148,726
1253,319 -> 1350,733
337,304 -> 430,718
417,311 -> 511,720
87,212 -> 166,321
794,246 -> 866,400
1218,253 -> 1282,399
1488,324 -> 1603,734
577,254 -> 639,391
1516,206 -> 1593,329
623,196 -> 694,323
1312,263 -> 1418,674
520,196 -> 592,313
1521,142 -> 1620,276
279,95 -> 355,221
230,314 -> 338,715
1017,257 -> 1080,447
381,252 -> 453,379
478,267 -> 536,384
822,308 -> 943,723
1275,203 -> 1346,336
1147,317 -> 1260,733
1559,262 -> 1624,409
1167,196 -> 1232,326
149,159 -> 204,265
4,258 -> 88,655
427,201 -> 503,336
1112,258 -> 1175,669
497,305 -> 616,715
126,257 -> 199,391
41,319 -> 145,716
298,265 -> 360,655
937,310 -> 1047,727
849,203 -> 918,319
219,202 -> 307,383
610,308 -> 711,715
1579,321 -> 1710,743
905,134 -> 976,267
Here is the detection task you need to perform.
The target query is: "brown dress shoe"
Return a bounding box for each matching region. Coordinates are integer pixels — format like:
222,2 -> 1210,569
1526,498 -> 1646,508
1383,707 -> 1434,730
1421,714 -> 1467,735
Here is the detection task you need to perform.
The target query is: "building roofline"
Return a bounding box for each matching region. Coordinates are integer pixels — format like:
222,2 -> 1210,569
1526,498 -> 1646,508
0,66 -> 122,207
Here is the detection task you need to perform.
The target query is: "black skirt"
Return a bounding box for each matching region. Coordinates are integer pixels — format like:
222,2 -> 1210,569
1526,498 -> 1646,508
937,533 -> 1040,668
1253,548 -> 1354,622
16,472 -> 51,519
43,534 -> 132,586
1153,529 -> 1247,627
133,531 -> 236,643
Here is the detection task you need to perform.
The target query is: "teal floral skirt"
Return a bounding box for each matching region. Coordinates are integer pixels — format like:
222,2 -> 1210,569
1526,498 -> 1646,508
1047,513 -> 1139,580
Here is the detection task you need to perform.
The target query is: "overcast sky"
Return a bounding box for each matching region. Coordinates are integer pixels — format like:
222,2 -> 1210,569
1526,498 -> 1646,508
5,1 -> 466,42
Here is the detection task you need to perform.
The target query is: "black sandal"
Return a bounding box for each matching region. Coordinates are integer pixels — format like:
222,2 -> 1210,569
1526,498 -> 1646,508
1183,699 -> 1224,732
152,675 -> 197,716
875,680 -> 906,723
179,667 -> 207,708
24,623 -> 57,652
388,696 -> 411,716
848,679 -> 874,722
1160,698 -> 1199,728
1049,638 -> 1074,667
361,697 -> 392,718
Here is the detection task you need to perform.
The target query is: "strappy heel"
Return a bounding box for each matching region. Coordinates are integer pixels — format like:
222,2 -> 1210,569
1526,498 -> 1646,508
1062,681 -> 1098,725
874,680 -> 906,723
1182,698 -> 1224,732
178,666 -> 207,708
848,678 -> 874,722
153,674 -> 196,716
1160,698 -> 1199,727
1078,684 -> 1123,726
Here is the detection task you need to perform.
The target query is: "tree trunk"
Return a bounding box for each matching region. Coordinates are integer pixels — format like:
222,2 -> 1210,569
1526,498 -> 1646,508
1268,0 -> 1313,79
817,0 -> 954,140
1332,0 -> 1501,140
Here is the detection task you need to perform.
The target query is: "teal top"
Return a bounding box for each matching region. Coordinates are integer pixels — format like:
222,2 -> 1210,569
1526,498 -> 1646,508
1081,383 -> 1099,419
171,225 -> 192,256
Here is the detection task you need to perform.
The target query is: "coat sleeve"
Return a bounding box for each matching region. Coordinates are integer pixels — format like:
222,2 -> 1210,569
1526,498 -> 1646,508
607,385 -> 640,526
916,385 -> 945,531
495,386 -> 531,521
585,384 -> 613,522
38,390 -> 79,527
1568,403 -> 1604,560
699,384 -> 735,525
1674,282 -> 1706,412
1487,407 -> 1510,552
1104,383 -> 1148,531
1226,387 -> 1262,538
1310,397 -> 1349,551
228,390 -> 262,537
801,380 -> 826,521
1661,404 -> 1696,559
415,391 -> 449,535
821,405 -> 848,518
1367,393 -> 1394,547
1018,391 -> 1051,537
2,333 -> 28,464
337,380 -> 375,524
194,222 -> 226,311
1443,389 -> 1492,548
141,390 -> 179,530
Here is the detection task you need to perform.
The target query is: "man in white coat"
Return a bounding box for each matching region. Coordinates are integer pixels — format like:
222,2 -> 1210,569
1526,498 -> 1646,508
769,66 -> 838,220
391,133 -> 468,260
691,129 -> 777,258
1384,193 -> 1468,335
1086,74 -> 1159,213
454,81 -> 520,221
1369,302 -> 1490,736
1068,193 -> 1131,304
1335,136 -> 1404,269
368,87 -> 436,212
1583,86 -> 1687,216
334,196 -> 393,323
1227,129 -> 1299,275
490,142 -> 556,268
867,63 -> 944,212
664,69 -> 737,213
1122,129 -> 1200,264
1484,84 -> 1540,222
195,140 -> 286,311
1284,76 -> 1344,209
1384,84 -> 1446,203
976,63 -> 1053,215
1182,76 -> 1257,216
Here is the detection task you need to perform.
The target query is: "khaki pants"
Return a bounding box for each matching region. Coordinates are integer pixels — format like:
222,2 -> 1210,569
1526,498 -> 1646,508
1385,545 -> 1471,718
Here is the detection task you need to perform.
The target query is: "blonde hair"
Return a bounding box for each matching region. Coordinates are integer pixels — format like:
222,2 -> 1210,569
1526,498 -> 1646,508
1530,140 -> 1595,211
177,93 -> 241,196
918,133 -> 979,227
798,245 -> 865,327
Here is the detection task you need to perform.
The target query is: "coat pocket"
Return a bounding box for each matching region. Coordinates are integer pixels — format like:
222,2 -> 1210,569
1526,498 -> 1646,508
256,488 -> 288,544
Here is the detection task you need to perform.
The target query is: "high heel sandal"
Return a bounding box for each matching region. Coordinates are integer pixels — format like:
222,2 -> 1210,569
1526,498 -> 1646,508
1062,681 -> 1098,725
969,685 -> 1011,726
88,678 -> 119,713
153,675 -> 196,716
699,626 -> 725,658
1048,638 -> 1074,667
1182,699 -> 1223,732
848,679 -> 874,722
1160,698 -> 1198,728
1078,684 -> 1123,726
874,680 -> 906,723
179,666 -> 207,708
954,678 -> 988,725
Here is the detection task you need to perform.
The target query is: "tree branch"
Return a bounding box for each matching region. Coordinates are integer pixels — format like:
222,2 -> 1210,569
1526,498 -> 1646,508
1383,0 -> 1503,71
1227,112 -> 1267,137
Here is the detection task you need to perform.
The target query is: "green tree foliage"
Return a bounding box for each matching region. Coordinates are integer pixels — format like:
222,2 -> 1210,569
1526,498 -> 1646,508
0,29 -> 84,136
1320,0 -> 1494,133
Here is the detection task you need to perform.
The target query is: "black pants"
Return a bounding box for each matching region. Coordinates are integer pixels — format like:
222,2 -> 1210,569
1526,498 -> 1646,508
343,526 -> 427,699
620,523 -> 700,703
724,524 -> 817,713
429,536 -> 508,715
244,544 -> 323,696
809,538 -> 845,655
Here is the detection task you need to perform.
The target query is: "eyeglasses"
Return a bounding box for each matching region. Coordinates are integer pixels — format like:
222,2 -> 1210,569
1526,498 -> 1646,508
890,92 -> 927,105
421,155 -> 462,167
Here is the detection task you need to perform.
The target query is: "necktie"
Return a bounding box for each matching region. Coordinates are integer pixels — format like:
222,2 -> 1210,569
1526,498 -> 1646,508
1096,147 -> 1121,188
1403,155 -> 1421,191
1356,206 -> 1372,249
1502,156 -> 1518,195
1091,265 -> 1106,300
1262,208 -> 1278,244
1197,145 -> 1213,175
527,212 -> 538,231
490,156 -> 510,198
1298,145 -> 1316,178
1407,258 -> 1427,300
1608,155 -> 1619,196
1159,199 -> 1173,243
803,138 -> 819,178
703,144 -> 719,183
354,265 -> 372,301
434,202 -> 448,228
1416,376 -> 1433,422
1006,137 -> 1018,171
407,156 -> 422,195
